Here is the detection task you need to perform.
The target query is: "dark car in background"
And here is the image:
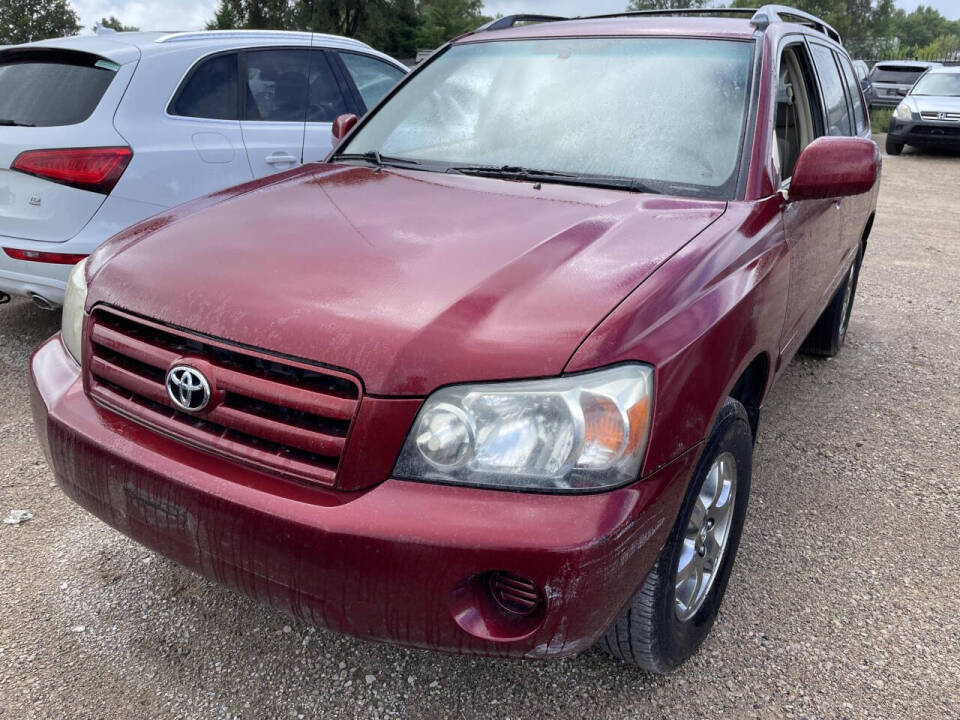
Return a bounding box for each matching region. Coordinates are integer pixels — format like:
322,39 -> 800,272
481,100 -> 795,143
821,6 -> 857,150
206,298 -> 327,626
864,60 -> 942,108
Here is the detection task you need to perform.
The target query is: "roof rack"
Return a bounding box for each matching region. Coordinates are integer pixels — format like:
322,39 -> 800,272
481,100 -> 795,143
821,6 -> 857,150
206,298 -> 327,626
749,5 -> 841,44
155,29 -> 371,50
588,8 -> 757,20
474,5 -> 841,45
476,14 -> 567,32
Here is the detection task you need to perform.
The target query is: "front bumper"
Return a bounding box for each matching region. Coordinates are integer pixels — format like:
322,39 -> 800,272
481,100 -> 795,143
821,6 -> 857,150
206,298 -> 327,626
30,335 -> 696,659
888,117 -> 960,148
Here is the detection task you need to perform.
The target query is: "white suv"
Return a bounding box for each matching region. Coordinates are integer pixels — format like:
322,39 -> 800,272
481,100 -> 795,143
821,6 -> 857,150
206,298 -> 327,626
0,30 -> 406,308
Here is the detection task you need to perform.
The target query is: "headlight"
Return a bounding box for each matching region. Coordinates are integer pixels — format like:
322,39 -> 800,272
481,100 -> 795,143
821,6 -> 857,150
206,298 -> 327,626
394,364 -> 653,492
61,258 -> 88,363
894,101 -> 912,120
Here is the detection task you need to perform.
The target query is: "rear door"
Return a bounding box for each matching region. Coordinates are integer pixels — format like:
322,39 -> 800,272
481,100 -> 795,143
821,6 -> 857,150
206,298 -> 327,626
0,48 -> 133,243
130,50 -> 250,211
808,43 -> 858,296
239,48 -> 309,178
835,51 -> 874,270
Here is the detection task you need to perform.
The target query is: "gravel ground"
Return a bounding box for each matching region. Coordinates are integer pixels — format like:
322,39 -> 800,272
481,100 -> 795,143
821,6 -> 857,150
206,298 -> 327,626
1,140 -> 958,720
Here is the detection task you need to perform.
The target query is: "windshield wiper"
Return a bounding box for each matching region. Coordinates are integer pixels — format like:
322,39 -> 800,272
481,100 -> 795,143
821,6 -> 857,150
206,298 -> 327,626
449,165 -> 660,194
334,151 -> 422,169
0,118 -> 34,127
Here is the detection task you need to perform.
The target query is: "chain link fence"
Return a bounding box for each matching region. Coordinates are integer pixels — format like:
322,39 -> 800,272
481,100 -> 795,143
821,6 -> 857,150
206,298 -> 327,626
846,36 -> 960,65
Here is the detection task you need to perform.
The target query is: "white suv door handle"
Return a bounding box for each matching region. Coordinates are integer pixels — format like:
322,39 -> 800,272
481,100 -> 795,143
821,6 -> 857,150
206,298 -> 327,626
265,152 -> 298,165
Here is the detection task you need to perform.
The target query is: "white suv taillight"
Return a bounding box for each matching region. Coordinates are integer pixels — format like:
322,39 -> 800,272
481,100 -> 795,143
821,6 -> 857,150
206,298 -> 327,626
11,146 -> 132,194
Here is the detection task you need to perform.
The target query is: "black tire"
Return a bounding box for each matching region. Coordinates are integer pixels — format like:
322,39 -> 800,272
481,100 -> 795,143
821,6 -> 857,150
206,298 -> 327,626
800,245 -> 862,357
599,398 -> 752,673
885,135 -> 903,155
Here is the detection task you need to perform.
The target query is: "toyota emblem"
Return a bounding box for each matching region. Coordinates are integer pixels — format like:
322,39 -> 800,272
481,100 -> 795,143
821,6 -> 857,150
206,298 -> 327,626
166,365 -> 211,412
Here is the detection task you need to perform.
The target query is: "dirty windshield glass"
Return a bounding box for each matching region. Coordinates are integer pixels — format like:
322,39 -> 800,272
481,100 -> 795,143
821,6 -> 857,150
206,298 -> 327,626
339,38 -> 753,198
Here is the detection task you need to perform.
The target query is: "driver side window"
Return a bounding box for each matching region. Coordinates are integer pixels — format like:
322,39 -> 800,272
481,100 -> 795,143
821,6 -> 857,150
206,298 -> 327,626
774,45 -> 823,181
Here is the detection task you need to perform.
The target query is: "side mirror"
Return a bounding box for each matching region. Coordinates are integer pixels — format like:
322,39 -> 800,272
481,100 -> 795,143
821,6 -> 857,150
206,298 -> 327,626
789,136 -> 879,201
332,113 -> 359,142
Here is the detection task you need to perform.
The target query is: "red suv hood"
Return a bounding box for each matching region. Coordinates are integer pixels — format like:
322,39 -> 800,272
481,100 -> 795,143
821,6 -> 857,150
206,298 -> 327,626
88,165 -> 725,395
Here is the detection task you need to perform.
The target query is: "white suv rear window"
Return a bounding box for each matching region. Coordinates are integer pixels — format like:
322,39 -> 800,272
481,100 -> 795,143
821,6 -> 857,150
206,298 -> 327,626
0,50 -> 118,127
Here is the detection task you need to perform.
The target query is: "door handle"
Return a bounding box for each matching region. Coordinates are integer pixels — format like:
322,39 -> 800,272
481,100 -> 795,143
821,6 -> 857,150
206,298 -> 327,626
265,153 -> 298,165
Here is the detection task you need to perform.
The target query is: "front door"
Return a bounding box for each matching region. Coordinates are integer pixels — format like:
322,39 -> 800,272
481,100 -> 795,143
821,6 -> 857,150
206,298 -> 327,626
775,42 -> 840,358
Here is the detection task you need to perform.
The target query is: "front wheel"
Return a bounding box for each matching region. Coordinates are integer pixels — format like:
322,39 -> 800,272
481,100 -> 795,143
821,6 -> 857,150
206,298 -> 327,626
885,135 -> 903,155
801,246 -> 862,357
599,398 -> 753,672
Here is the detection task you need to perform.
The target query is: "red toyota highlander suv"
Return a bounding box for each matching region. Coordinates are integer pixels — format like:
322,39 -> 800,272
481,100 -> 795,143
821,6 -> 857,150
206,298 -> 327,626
31,7 -> 879,672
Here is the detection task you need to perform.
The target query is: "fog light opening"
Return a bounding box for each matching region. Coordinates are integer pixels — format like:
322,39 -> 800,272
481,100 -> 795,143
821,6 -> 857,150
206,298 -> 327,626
449,571 -> 547,643
487,571 -> 543,616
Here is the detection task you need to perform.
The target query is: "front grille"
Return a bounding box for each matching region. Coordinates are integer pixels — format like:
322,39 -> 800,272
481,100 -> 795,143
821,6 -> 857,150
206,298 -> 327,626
912,125 -> 960,137
920,111 -> 960,122
85,307 -> 361,486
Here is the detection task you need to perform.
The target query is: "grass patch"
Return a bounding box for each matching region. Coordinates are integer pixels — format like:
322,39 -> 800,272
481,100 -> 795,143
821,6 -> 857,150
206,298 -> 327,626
869,107 -> 894,133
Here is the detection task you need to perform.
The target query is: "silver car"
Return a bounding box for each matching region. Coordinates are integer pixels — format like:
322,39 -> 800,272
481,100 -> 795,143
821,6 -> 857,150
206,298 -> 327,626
0,30 -> 406,309
864,60 -> 942,108
886,66 -> 960,155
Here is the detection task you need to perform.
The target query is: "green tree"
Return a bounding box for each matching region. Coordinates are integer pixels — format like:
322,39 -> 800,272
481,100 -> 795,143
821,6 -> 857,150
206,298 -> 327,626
206,0 -> 243,29
892,4 -> 957,48
627,0 -> 708,9
725,0 -> 896,49
94,15 -> 138,32
0,0 -> 81,44
204,0 -> 482,57
417,0 -> 489,48
368,0 -> 421,58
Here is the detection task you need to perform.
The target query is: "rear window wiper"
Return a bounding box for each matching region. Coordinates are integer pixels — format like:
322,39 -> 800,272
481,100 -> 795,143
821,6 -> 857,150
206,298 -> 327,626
0,118 -> 34,127
449,164 -> 660,194
333,151 -> 422,169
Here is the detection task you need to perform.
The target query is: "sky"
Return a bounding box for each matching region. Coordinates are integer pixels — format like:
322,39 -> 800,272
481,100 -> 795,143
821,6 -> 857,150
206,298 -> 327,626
71,0 -> 960,34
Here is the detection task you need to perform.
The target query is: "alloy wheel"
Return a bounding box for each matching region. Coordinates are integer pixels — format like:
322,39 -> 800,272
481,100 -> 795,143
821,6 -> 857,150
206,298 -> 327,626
675,451 -> 737,622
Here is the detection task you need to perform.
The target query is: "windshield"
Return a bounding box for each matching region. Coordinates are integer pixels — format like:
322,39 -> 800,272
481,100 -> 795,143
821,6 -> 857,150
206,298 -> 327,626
911,72 -> 960,97
338,38 -> 754,198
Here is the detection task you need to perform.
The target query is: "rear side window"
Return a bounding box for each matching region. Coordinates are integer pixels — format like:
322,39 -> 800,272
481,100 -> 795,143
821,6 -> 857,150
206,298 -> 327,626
837,55 -> 867,134
0,50 -> 117,127
810,44 -> 852,136
170,53 -> 239,120
869,65 -> 925,84
339,53 -> 405,108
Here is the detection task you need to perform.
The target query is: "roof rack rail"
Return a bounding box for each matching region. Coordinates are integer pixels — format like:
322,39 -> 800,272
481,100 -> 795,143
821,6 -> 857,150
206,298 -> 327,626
476,14 -> 567,32
473,6 -> 841,45
587,8 -> 757,20
750,5 -> 841,44
155,29 -> 371,50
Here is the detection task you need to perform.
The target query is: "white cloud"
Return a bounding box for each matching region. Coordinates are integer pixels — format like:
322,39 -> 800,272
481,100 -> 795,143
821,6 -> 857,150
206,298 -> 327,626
72,0 -> 218,32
